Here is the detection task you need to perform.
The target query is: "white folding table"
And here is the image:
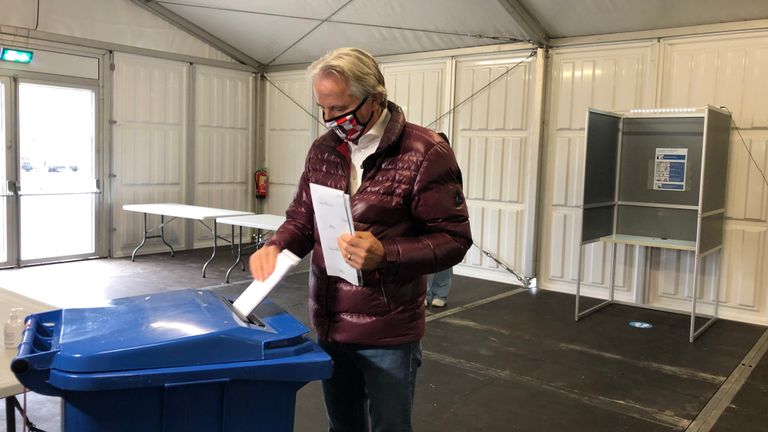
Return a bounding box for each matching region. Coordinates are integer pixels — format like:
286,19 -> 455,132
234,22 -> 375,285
0,288 -> 55,432
216,214 -> 286,283
123,203 -> 254,278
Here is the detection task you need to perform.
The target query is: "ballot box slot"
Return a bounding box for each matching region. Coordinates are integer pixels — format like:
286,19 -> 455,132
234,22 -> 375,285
217,294 -> 266,327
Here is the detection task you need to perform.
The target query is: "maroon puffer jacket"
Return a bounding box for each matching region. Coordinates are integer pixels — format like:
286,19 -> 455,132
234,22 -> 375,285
266,101 -> 472,346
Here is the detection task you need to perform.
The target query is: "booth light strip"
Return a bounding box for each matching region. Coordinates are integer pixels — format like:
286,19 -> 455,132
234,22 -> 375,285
0,48 -> 33,64
629,108 -> 698,113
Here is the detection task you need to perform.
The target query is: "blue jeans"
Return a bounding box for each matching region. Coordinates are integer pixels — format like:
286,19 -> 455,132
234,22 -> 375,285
426,267 -> 453,301
318,339 -> 422,432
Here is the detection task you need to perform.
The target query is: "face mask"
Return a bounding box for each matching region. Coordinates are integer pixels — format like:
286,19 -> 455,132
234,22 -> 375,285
324,96 -> 373,142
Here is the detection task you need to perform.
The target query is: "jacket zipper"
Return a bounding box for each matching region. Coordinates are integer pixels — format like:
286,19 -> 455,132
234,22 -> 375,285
324,278 -> 332,340
379,272 -> 390,310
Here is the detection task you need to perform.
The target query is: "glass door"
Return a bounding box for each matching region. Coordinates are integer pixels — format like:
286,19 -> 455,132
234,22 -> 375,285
17,81 -> 97,263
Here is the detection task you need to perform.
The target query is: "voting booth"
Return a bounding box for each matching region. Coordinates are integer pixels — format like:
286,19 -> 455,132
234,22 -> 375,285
575,106 -> 731,342
11,289 -> 332,432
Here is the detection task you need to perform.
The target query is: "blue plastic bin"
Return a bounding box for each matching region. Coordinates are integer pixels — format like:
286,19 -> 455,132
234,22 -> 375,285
11,289 -> 332,432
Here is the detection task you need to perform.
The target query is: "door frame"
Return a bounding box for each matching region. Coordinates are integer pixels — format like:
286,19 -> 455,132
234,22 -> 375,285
0,69 -> 106,267
0,75 -> 17,268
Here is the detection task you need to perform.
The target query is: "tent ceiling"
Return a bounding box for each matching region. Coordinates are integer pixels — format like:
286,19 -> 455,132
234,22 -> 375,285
140,0 -> 768,68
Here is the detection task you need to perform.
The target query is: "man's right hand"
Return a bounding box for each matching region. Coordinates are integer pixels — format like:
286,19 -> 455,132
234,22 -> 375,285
249,245 -> 280,281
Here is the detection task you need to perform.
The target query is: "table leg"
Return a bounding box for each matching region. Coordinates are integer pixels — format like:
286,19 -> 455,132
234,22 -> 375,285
130,213 -> 149,261
159,215 -> 175,256
225,226 -> 244,283
131,213 -> 175,261
202,221 -> 218,278
6,396 -> 16,432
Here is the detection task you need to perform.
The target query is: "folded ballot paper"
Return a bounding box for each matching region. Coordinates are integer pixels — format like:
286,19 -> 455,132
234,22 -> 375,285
233,249 -> 301,317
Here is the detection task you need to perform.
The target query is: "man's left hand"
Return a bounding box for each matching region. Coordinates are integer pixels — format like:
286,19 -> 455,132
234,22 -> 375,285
338,231 -> 385,270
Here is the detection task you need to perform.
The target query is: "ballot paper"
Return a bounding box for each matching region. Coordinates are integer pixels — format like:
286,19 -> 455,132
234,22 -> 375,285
309,183 -> 361,285
233,249 -> 301,317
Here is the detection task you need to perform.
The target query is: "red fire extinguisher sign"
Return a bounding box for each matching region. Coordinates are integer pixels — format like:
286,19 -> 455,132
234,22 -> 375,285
254,169 -> 268,199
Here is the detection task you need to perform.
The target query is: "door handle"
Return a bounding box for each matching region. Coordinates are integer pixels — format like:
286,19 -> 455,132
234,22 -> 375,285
5,180 -> 17,195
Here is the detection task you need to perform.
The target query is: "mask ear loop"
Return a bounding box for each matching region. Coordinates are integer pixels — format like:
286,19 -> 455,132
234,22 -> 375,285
354,96 -> 377,126
323,96 -> 369,123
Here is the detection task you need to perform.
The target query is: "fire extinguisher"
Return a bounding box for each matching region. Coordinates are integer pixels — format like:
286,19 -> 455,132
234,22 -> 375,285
254,168 -> 268,199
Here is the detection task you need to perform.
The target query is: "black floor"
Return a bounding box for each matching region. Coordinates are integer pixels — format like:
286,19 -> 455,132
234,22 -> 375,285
0,248 -> 766,431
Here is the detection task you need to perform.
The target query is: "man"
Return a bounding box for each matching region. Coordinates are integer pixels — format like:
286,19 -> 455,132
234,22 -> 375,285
249,47 -> 471,432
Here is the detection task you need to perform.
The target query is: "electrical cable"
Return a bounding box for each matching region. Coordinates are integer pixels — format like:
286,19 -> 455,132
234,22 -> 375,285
426,48 -> 536,129
261,73 -> 325,127
34,0 -> 41,31
10,390 -> 46,432
719,106 -> 768,190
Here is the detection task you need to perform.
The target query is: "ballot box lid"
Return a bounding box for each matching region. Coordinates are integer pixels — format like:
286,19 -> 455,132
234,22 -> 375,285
46,289 -> 313,373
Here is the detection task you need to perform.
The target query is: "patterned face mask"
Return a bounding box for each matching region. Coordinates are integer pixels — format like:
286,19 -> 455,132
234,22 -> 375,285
323,96 -> 373,142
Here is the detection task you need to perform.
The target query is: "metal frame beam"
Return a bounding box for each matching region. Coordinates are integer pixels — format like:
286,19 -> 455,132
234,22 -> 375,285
129,0 -> 264,70
496,0 -> 549,47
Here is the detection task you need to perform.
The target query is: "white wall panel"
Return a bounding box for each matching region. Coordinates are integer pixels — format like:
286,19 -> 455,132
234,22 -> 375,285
453,52 -> 539,282
112,53 -> 188,257
382,60 -> 451,132
263,71 -> 314,216
646,32 -> 768,324
540,43 -> 655,302
550,135 -> 585,207
726,134 -> 768,221
193,66 -> 253,246
662,35 -> 768,127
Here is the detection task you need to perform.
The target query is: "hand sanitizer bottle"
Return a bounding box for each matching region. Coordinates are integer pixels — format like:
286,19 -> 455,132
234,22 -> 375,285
4,308 -> 24,350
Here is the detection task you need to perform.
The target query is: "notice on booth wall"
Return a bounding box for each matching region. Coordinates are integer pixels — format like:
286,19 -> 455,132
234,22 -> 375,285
309,183 -> 361,285
233,249 -> 301,317
653,148 -> 688,191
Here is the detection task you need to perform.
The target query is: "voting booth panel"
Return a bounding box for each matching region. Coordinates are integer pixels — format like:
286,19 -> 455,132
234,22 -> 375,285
11,289 -> 332,432
580,107 -> 730,253
577,106 -> 731,341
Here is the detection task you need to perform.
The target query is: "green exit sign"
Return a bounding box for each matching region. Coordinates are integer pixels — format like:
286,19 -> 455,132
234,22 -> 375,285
1,48 -> 33,64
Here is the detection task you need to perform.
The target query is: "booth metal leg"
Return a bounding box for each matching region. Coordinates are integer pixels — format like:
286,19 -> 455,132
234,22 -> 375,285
576,242 -> 614,321
575,243 -> 584,320
690,253 -> 718,342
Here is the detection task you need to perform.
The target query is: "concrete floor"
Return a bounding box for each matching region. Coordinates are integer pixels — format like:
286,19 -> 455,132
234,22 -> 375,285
0,247 -> 766,431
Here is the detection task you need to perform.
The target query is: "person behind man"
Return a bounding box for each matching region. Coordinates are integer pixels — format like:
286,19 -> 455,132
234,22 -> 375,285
426,267 -> 453,308
425,132 -> 459,309
249,47 -> 471,431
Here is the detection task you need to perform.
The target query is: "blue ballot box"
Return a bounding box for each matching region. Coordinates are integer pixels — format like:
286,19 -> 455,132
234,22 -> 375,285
11,289 -> 332,432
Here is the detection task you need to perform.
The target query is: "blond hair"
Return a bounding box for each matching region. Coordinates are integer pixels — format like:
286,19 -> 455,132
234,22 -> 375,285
308,47 -> 387,106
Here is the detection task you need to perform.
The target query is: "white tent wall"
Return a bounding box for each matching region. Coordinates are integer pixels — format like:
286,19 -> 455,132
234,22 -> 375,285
452,51 -> 543,283
263,28 -> 768,325
192,65 -> 254,247
2,0 -> 766,326
261,47 -> 543,285
539,30 -> 768,326
1,0 -> 234,62
112,53 -> 189,257
112,55 -> 255,257
262,70 -> 315,217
